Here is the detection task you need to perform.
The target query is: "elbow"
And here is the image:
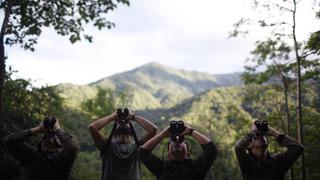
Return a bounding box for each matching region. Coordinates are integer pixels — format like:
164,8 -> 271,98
88,123 -> 98,133
146,126 -> 157,138
138,147 -> 146,161
234,140 -> 242,151
234,144 -> 241,152
151,127 -> 158,136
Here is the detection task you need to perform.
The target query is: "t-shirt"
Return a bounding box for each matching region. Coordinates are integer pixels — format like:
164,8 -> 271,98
139,142 -> 218,180
98,140 -> 140,180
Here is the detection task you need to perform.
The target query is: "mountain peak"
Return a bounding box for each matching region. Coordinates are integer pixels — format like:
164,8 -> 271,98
133,61 -> 170,71
143,61 -> 165,67
59,61 -> 243,110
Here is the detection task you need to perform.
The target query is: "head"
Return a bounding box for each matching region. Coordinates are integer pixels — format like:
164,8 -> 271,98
39,117 -> 62,152
168,135 -> 188,161
114,123 -> 133,143
248,134 -> 268,160
39,132 -> 62,152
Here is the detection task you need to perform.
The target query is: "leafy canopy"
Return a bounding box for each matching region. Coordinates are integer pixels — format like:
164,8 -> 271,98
1,0 -> 129,51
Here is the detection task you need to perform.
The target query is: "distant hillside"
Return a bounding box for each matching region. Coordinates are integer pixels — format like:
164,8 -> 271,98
135,86 -> 253,179
137,86 -> 252,128
56,62 -> 243,110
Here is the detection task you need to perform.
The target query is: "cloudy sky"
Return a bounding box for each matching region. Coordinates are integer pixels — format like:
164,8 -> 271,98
4,0 -> 319,86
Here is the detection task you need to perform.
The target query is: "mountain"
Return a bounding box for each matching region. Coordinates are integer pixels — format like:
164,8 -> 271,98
56,62 -> 243,110
134,86 -> 253,179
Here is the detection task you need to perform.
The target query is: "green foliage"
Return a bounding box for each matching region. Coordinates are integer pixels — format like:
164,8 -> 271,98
81,87 -> 128,119
70,151 -> 101,180
2,66 -> 320,180
0,70 -> 64,180
1,0 -> 129,50
2,70 -> 64,134
137,82 -> 320,180
307,31 -> 320,55
232,0 -> 320,87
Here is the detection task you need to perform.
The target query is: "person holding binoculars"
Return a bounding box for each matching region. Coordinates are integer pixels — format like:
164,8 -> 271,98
4,117 -> 79,180
234,120 -> 304,180
139,120 -> 218,180
88,108 -> 157,180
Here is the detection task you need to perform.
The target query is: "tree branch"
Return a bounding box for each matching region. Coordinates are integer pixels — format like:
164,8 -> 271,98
268,0 -> 294,12
0,0 -> 14,40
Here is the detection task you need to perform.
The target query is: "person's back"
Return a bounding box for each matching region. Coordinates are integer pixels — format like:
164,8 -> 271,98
5,118 -> 79,180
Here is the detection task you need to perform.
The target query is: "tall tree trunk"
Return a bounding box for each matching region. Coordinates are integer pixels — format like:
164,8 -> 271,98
292,0 -> 306,179
283,82 -> 294,180
0,0 -> 11,164
0,0 -> 13,145
0,35 -> 4,116
0,0 -> 13,114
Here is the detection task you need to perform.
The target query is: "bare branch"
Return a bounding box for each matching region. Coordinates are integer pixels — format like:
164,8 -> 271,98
296,0 -> 304,4
301,50 -> 317,58
267,0 -> 294,12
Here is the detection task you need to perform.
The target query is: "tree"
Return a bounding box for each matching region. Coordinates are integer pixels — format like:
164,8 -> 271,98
230,0 -> 320,179
0,0 -> 130,113
0,69 -> 64,180
241,39 -> 293,137
81,87 -> 128,119
306,2 -> 320,55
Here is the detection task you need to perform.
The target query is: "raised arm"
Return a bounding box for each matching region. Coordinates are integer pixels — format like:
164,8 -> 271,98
181,125 -> 218,173
88,112 -> 117,147
130,112 -> 157,145
234,132 -> 255,176
53,121 -> 79,159
4,122 -> 45,163
234,123 -> 260,176
56,128 -> 79,177
139,127 -> 169,176
268,126 -> 304,174
141,126 -> 169,151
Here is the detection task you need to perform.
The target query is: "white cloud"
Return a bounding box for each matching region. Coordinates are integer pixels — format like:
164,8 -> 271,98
5,0 -> 319,86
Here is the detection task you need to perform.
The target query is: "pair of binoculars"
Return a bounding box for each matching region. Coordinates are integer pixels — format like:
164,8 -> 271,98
116,108 -> 130,124
43,117 -> 57,130
254,120 -> 269,134
169,120 -> 186,134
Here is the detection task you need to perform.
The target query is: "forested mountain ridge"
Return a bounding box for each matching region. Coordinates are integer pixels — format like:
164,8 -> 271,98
135,83 -> 320,180
2,68 -> 320,180
56,62 -> 242,110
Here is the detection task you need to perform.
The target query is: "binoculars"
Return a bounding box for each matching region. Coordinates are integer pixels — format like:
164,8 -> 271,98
116,108 -> 130,124
169,120 -> 186,134
43,117 -> 57,130
254,120 -> 269,134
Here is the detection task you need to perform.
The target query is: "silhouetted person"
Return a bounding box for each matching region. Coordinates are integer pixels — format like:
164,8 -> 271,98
139,122 -> 217,180
235,122 -> 304,180
4,118 -> 79,180
88,108 -> 157,180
